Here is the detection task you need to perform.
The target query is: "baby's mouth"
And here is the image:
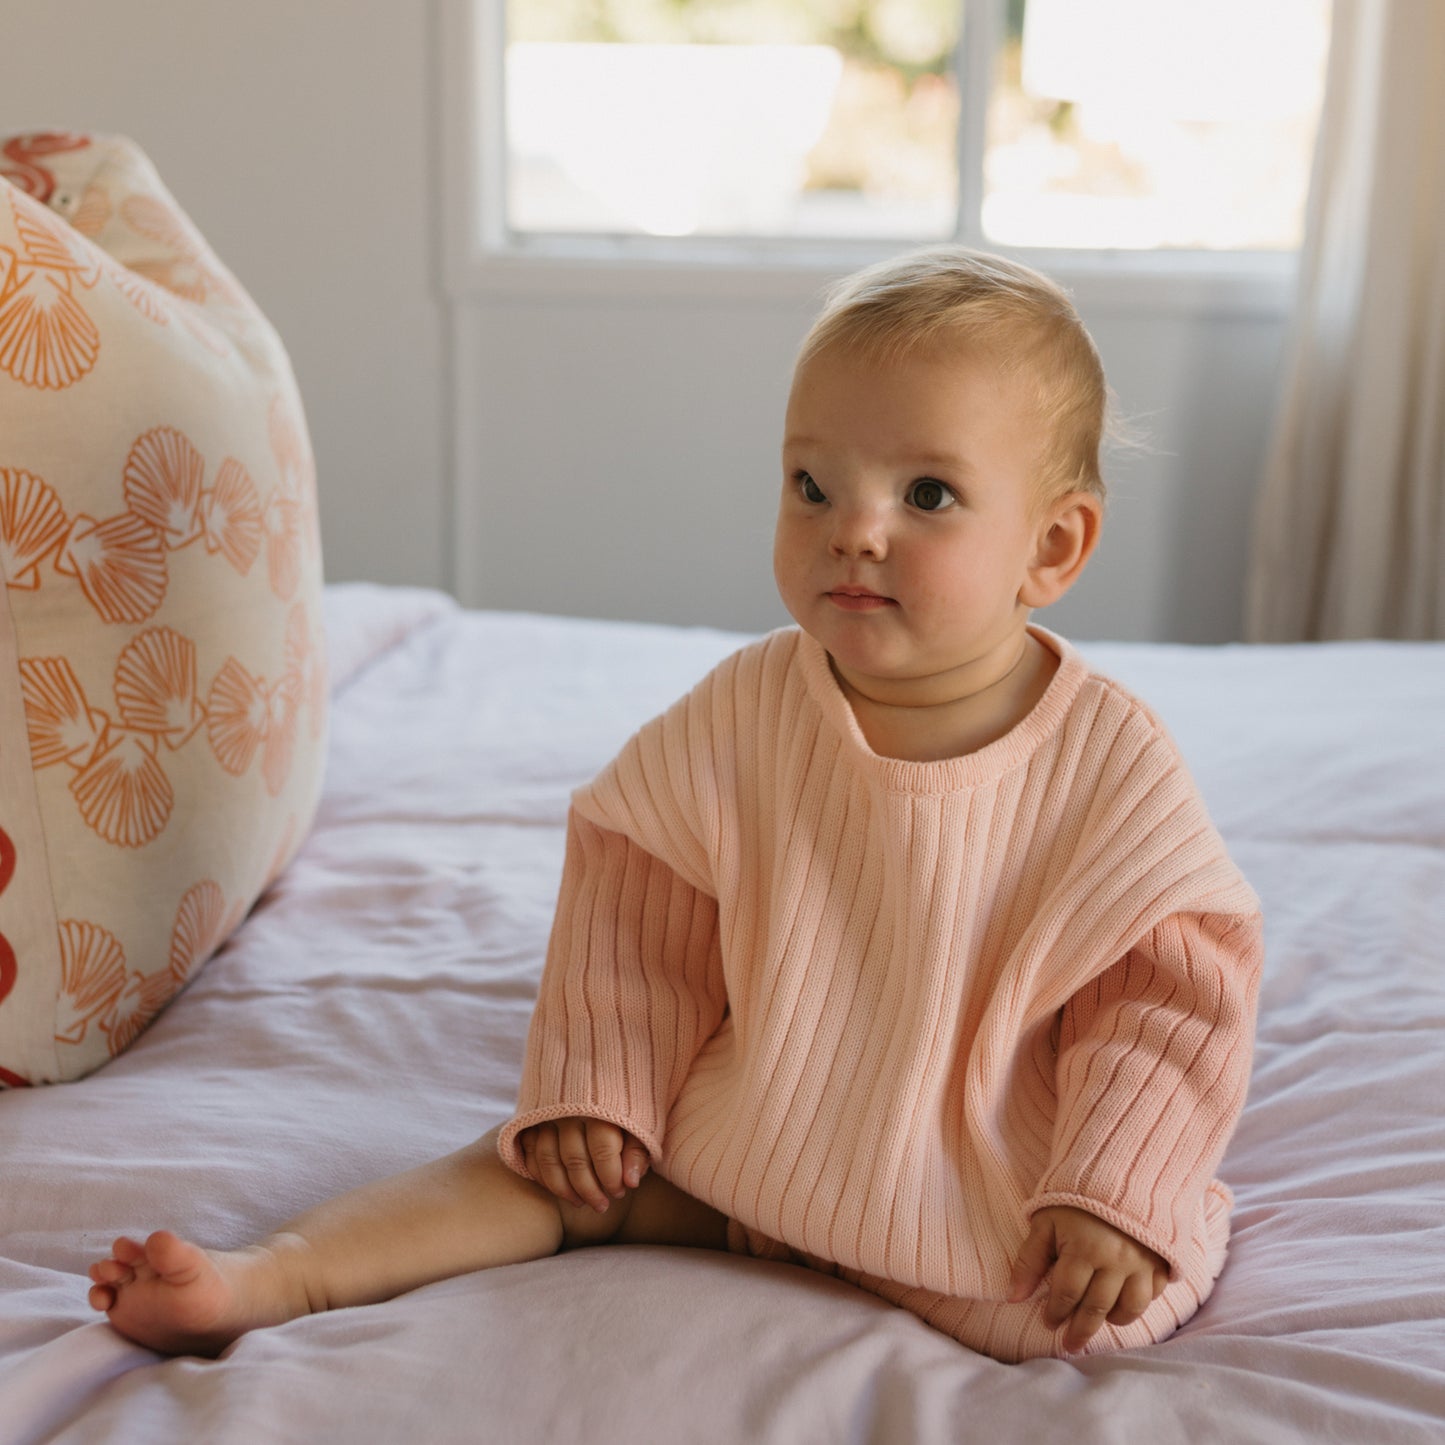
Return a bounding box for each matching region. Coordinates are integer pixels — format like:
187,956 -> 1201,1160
827,587 -> 897,611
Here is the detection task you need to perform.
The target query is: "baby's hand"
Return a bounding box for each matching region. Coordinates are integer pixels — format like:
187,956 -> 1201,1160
517,1117 -> 650,1213
1007,1205 -> 1168,1353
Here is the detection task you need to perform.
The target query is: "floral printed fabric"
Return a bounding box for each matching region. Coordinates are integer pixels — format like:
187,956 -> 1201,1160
0,132 -> 326,1083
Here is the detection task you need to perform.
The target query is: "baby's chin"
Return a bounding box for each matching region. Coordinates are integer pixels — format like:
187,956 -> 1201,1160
831,641 -> 1035,703
825,650 -> 954,701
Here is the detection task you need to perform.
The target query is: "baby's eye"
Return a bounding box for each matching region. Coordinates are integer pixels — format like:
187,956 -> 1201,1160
906,478 -> 956,512
796,472 -> 827,504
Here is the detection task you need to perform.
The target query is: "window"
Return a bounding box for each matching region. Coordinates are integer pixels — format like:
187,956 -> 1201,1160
487,0 -> 1331,256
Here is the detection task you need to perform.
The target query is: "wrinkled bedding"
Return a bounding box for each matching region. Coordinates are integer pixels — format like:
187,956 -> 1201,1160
2,584 -> 1442,1444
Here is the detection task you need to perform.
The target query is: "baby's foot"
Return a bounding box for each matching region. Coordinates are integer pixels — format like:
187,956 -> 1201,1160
87,1230 -> 305,1356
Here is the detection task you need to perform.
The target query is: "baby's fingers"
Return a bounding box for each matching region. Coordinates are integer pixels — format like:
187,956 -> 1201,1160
521,1123 -> 586,1209
557,1117 -> 612,1212
1041,1254 -> 1094,1331
584,1119 -> 630,1200
1060,1270 -> 1124,1354
620,1133 -> 650,1191
1007,1215 -> 1055,1303
584,1123 -> 650,1198
1105,1270 -> 1156,1329
518,1118 -> 647,1212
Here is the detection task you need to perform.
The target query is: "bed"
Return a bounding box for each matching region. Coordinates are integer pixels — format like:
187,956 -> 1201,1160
2,583 -> 1443,1443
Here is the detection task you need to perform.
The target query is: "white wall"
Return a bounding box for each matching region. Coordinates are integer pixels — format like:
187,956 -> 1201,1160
3,1 -> 1293,643
455,285 -> 1289,643
2,0 -> 449,591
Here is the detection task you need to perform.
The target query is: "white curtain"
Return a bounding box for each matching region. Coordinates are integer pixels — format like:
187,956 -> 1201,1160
1246,0 -> 1445,641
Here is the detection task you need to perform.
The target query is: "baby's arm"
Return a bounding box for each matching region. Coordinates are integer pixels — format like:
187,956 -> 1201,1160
497,805 -> 729,1195
1028,912 -> 1263,1290
1008,1205 -> 1168,1353
517,1117 -> 650,1213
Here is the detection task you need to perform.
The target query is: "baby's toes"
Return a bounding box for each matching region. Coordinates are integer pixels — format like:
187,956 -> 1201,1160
88,1282 -> 117,1313
89,1258 -> 135,1287
110,1236 -> 147,1267
143,1230 -> 206,1284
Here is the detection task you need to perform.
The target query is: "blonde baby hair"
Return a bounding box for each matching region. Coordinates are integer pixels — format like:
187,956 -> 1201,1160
797,247 -> 1112,505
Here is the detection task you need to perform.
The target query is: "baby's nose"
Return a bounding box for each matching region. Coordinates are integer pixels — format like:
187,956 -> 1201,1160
829,506 -> 888,558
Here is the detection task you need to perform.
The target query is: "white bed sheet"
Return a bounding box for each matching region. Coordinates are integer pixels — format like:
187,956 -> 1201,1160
2,584 -> 1442,1444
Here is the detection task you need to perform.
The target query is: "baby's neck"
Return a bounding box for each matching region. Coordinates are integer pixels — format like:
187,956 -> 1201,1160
833,633 -> 1058,763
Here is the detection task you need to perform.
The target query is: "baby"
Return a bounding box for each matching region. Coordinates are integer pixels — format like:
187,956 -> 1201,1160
88,247 -> 1262,1364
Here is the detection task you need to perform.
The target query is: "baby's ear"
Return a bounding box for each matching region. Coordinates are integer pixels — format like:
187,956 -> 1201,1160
1019,491 -> 1103,609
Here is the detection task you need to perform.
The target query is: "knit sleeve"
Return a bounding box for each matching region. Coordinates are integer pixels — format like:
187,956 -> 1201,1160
495,808 -> 727,1179
1023,909 -> 1264,1279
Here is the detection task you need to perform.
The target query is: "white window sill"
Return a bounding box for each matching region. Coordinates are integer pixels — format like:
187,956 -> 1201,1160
444,236 -> 1297,318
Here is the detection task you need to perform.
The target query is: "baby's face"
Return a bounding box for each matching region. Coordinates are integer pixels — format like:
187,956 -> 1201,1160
774,341 -> 1052,704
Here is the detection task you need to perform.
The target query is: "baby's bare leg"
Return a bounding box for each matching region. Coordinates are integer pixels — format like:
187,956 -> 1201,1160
266,1126 -> 569,1309
91,1126 -> 563,1355
558,1165 -> 730,1253
89,1126 -> 728,1356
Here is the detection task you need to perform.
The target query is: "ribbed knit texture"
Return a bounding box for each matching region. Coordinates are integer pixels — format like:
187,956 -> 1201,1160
499,627 -> 1263,1361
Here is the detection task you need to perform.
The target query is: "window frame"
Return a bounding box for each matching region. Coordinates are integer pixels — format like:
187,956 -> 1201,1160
438,0 -> 1306,315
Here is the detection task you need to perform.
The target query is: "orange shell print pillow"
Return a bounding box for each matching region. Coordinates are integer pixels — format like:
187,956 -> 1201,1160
0,133 -> 326,1084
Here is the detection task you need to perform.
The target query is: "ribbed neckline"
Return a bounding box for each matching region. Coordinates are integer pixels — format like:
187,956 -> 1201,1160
795,624 -> 1091,792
